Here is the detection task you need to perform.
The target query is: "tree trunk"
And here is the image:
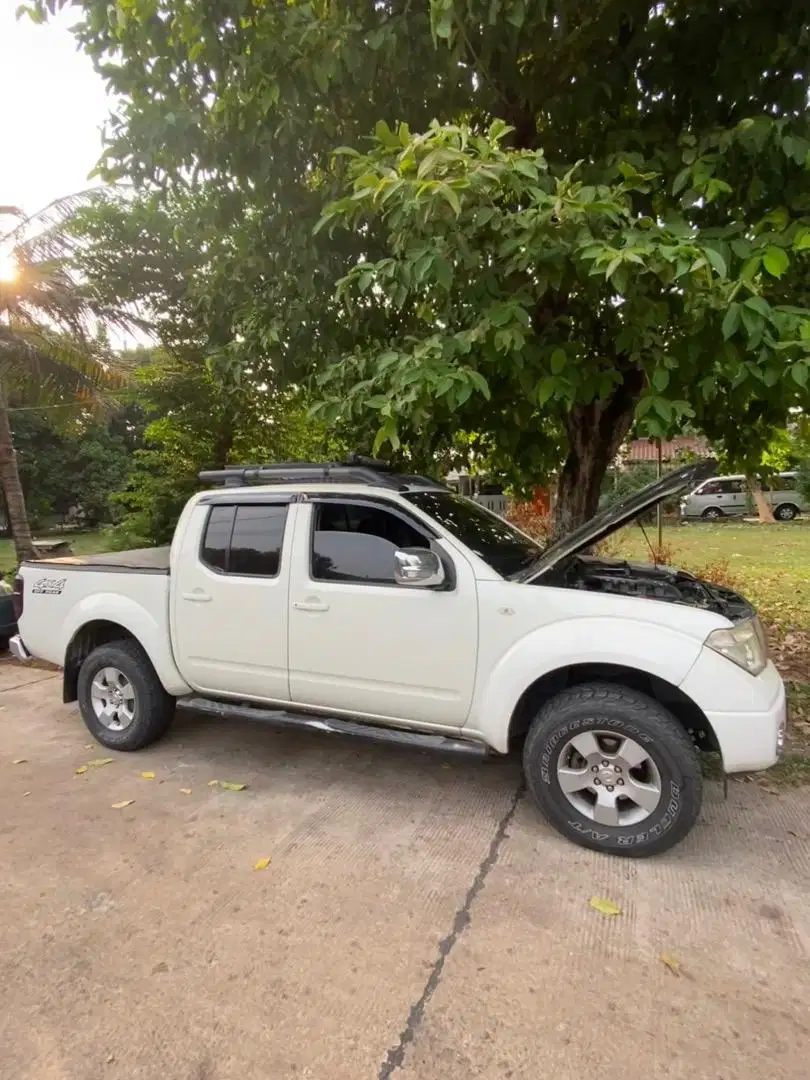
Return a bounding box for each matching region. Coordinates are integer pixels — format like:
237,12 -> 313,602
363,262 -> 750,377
0,386 -> 37,565
553,369 -> 645,537
746,475 -> 775,523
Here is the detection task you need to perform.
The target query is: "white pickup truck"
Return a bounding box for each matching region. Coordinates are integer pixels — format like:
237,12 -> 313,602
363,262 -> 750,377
11,458 -> 785,857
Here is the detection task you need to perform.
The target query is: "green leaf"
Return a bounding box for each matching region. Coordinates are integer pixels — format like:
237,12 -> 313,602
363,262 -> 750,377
652,368 -> 670,392
505,0 -> 525,27
536,377 -> 556,405
653,397 -> 673,422
434,257 -> 453,291
704,247 -> 727,278
722,302 -> 741,340
793,229 -> 810,252
740,306 -> 765,347
792,362 -> 809,387
550,348 -> 566,375
672,167 -> 691,196
513,157 -> 538,180
763,246 -> 789,279
635,396 -> 654,418
468,370 -> 491,399
441,185 -> 461,215
743,295 -> 770,318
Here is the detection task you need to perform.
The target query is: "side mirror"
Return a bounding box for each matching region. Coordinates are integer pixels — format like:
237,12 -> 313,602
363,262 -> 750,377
393,548 -> 445,588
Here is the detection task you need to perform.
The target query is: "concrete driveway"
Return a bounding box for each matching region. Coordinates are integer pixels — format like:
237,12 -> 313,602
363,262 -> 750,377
2,659 -> 810,1080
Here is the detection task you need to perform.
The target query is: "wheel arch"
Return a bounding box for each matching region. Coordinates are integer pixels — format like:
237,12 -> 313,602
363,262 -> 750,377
507,662 -> 719,755
63,620 -> 137,703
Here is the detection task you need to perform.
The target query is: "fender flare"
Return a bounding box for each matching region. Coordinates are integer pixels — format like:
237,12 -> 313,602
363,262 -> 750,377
62,593 -> 190,697
468,617 -> 705,753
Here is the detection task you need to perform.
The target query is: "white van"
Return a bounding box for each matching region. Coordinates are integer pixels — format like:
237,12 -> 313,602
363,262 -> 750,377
680,471 -> 808,521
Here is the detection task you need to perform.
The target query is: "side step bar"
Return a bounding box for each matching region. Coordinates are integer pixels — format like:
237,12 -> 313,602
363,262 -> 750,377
177,696 -> 489,758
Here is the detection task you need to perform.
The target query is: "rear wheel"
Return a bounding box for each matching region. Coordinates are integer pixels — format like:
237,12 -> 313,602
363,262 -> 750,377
77,639 -> 174,751
774,503 -> 799,521
523,682 -> 703,857
701,506 -> 723,520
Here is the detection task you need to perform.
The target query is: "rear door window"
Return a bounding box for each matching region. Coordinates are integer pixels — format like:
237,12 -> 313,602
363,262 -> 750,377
200,504 -> 288,576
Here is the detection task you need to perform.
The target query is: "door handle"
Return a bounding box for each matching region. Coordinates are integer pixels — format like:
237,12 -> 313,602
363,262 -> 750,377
293,599 -> 330,613
182,591 -> 212,603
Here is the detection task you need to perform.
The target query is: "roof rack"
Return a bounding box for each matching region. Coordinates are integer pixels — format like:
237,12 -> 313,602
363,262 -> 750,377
197,455 -> 447,492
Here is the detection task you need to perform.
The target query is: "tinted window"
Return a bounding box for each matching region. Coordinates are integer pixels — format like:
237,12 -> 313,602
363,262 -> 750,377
201,505 -> 234,571
200,504 -> 287,576
777,473 -> 796,491
229,505 -> 287,576
311,502 -> 429,584
404,491 -> 541,578
720,479 -> 744,494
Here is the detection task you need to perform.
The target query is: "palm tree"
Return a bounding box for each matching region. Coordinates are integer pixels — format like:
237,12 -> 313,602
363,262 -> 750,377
0,194 -> 130,564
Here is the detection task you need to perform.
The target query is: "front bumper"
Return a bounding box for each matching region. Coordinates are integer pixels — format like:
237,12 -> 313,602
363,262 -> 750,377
680,651 -> 786,773
9,634 -> 32,663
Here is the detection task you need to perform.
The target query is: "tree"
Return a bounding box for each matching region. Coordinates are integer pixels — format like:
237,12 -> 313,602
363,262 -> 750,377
0,196 -> 130,562
27,0 -> 810,528
110,349 -> 345,547
6,407 -> 136,530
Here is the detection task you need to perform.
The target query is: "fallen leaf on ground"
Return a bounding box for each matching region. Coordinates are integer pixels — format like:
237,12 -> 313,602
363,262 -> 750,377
253,857 -> 271,871
660,952 -> 681,976
74,765 -> 89,775
589,896 -> 622,916
140,771 -> 155,780
111,800 -> 134,809
84,744 -> 94,750
180,788 -> 192,795
22,791 -> 31,797
207,780 -> 219,787
88,758 -> 114,768
219,781 -> 248,791
12,759 -> 27,765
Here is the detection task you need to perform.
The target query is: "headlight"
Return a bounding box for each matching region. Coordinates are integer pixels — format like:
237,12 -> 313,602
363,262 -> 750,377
705,616 -> 767,676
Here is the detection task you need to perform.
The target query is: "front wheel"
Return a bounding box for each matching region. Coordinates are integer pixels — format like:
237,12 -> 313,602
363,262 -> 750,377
77,639 -> 175,751
523,682 -> 703,857
701,506 -> 723,520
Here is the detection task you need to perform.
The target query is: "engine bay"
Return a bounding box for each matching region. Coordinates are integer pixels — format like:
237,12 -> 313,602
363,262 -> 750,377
544,555 -> 755,621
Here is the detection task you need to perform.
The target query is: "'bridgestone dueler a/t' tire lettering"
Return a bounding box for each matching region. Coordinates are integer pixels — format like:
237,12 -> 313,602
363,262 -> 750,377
523,682 -> 703,858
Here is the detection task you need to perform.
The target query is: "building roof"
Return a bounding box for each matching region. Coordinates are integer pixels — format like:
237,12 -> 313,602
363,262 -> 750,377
625,436 -> 710,463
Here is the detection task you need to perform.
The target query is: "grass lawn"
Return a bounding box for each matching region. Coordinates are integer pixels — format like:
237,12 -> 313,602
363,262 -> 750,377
0,531 -> 109,576
611,520 -> 810,636
612,520 -> 810,777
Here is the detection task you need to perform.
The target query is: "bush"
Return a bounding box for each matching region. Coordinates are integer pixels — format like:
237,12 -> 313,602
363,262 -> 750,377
505,502 -> 553,544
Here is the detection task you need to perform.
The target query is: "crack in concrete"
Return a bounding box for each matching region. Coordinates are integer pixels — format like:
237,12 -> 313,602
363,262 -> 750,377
377,784 -> 524,1079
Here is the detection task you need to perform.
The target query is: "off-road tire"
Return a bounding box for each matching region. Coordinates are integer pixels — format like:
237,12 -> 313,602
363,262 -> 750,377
523,682 -> 703,858
77,639 -> 175,751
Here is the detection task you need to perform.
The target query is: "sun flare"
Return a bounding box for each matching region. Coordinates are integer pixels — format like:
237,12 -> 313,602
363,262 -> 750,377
0,249 -> 18,283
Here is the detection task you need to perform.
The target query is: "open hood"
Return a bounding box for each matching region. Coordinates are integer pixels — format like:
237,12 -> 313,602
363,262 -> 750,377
518,458 -> 717,583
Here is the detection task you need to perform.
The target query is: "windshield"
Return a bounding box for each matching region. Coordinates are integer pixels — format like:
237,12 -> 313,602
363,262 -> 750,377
404,491 -> 541,578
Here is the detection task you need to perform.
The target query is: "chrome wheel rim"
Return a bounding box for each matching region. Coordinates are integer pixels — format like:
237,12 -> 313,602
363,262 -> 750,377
556,729 -> 662,827
90,667 -> 136,731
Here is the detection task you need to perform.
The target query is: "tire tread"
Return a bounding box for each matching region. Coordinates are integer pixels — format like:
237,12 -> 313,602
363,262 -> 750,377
77,639 -> 174,751
523,681 -> 703,857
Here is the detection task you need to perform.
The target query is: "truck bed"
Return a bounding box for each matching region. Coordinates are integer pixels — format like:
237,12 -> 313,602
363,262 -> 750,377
30,547 -> 171,574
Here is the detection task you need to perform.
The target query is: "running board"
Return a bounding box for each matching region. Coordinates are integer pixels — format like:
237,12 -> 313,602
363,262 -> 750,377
177,696 -> 489,758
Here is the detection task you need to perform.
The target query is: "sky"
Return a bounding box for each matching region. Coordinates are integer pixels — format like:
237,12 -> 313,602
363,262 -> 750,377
0,3 -> 111,218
